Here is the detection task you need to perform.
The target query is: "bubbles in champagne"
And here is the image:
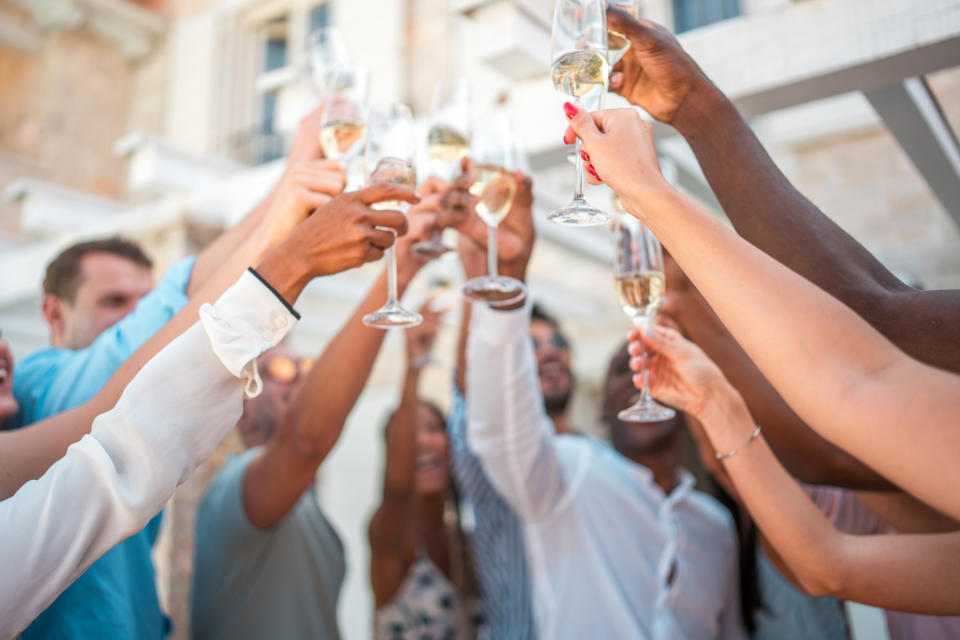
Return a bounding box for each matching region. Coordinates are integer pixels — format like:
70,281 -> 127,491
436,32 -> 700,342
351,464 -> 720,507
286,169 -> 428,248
469,164 -> 517,227
319,119 -> 367,161
427,125 -> 470,164
370,157 -> 416,211
551,50 -> 609,110
615,271 -> 665,321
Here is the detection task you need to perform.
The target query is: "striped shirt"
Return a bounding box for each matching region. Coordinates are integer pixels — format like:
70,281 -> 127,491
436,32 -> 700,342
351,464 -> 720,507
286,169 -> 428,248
448,383 -> 536,639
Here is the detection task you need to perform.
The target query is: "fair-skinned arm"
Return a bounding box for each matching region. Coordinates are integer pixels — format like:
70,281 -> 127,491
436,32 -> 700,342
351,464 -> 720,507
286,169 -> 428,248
631,325 -> 960,614
0,184 -> 405,501
241,190 -> 445,529
369,303 -> 443,607
603,9 -> 960,489
566,106 -> 960,521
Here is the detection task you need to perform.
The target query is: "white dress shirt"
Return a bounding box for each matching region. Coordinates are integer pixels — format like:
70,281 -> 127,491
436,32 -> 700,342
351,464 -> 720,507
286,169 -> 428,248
0,269 -> 297,639
467,301 -> 746,640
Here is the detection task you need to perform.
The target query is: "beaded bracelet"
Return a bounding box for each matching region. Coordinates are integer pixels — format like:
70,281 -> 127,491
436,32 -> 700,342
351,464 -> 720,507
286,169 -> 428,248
715,425 -> 762,461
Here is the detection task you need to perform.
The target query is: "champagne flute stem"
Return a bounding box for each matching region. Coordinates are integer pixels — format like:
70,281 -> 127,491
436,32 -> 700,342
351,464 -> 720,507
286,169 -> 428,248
575,137 -> 585,200
386,235 -> 398,304
487,224 -> 498,278
634,318 -> 653,403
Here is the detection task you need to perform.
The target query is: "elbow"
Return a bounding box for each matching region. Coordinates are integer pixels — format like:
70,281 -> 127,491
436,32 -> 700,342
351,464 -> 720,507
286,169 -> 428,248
794,539 -> 852,599
288,415 -> 339,465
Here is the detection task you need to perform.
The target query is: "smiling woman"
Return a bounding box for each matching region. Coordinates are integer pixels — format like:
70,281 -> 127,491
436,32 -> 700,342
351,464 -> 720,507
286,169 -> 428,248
368,302 -> 482,640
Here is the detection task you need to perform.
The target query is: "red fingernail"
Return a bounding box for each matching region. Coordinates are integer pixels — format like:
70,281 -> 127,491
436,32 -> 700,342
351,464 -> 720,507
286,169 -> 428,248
580,150 -> 589,162
563,102 -> 578,119
587,165 -> 600,180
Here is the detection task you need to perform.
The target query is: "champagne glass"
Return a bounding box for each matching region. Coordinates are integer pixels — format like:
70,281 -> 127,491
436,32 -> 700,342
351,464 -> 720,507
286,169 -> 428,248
607,1 -> 640,67
307,27 -> 351,94
461,112 -> 526,306
412,78 -> 472,260
549,0 -> 610,227
612,205 -> 675,422
363,104 -> 423,329
319,66 -> 369,189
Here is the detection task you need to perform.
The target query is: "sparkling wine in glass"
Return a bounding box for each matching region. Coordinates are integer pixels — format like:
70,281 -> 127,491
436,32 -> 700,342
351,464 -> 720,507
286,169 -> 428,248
607,1 -> 640,67
461,112 -> 526,306
549,0 -> 610,227
319,66 -> 369,189
612,205 -> 675,422
412,78 -> 471,260
363,104 -> 423,329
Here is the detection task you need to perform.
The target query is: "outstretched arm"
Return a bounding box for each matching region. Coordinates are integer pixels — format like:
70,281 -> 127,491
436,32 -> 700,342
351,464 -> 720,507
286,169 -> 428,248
634,325 -> 960,615
567,106 -> 960,519
606,8 -> 960,372
241,190 -> 439,529
0,184 -> 406,501
660,259 -> 891,489
369,304 -> 443,607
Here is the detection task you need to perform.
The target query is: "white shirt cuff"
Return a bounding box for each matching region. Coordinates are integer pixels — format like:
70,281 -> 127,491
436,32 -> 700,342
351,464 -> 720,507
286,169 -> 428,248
199,269 -> 298,398
470,298 -> 533,347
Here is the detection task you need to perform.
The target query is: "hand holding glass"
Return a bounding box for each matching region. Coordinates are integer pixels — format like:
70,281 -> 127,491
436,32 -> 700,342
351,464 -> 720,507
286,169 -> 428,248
362,104 -> 422,329
461,113 -> 526,306
549,0 -> 610,226
612,208 -> 675,422
412,78 -> 471,259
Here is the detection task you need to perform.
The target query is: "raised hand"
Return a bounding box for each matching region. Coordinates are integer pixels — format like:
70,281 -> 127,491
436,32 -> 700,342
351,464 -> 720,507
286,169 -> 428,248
627,324 -> 727,419
562,105 -> 667,211
261,158 -> 348,244
273,184 -> 417,280
606,7 -> 713,129
287,103 -> 328,164
454,162 -> 536,283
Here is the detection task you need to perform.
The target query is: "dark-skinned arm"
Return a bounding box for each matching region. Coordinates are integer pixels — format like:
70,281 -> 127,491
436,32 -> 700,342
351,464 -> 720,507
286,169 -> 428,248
608,7 -> 960,370
241,191 -> 442,529
605,8 -> 947,488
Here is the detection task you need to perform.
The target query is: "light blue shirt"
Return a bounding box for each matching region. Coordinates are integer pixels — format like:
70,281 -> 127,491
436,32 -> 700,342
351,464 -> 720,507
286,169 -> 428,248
9,255 -> 195,639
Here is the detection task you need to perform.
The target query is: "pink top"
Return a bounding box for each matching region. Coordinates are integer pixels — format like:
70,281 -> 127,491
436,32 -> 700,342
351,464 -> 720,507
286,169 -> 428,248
806,486 -> 960,640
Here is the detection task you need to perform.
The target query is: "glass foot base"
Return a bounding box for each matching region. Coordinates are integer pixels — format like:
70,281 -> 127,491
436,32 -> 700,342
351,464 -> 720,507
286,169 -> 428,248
618,402 -> 676,423
362,303 -> 422,329
410,239 -> 453,260
463,275 -> 527,306
548,198 -> 611,227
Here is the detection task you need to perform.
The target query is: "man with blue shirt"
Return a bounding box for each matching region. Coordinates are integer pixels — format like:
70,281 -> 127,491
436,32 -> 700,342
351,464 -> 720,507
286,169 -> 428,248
8,106 -> 348,639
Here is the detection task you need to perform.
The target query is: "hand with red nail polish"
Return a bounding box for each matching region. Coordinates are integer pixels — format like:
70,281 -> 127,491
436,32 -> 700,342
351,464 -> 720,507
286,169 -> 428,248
562,106 -> 670,206
563,102 -> 579,120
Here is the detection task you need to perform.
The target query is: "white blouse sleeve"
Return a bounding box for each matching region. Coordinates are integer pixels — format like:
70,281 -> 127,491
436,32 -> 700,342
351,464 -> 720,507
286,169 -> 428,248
0,269 -> 297,639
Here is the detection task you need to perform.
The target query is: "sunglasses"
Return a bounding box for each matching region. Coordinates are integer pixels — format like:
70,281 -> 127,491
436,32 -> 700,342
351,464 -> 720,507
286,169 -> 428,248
531,332 -> 569,352
263,355 -> 313,384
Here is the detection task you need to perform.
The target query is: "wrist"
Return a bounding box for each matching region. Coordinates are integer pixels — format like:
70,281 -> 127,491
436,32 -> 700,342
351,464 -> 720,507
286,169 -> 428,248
697,379 -> 755,452
672,81 -> 730,139
256,241 -> 312,306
